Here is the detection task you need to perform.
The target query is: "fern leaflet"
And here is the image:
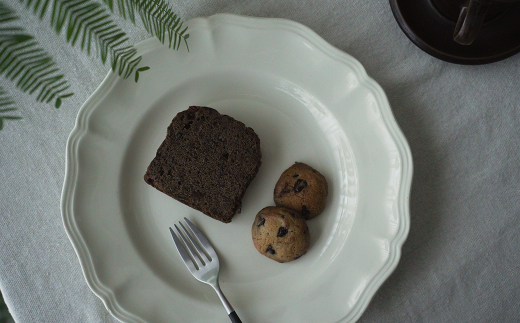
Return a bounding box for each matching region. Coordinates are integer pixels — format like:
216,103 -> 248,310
0,2 -> 72,109
101,0 -> 189,50
20,0 -> 145,79
0,86 -> 22,130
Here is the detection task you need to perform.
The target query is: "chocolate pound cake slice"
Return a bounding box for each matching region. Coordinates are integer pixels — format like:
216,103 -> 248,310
144,106 -> 262,223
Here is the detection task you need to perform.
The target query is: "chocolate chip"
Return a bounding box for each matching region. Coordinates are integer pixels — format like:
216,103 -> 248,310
301,205 -> 310,219
277,227 -> 288,237
257,216 -> 265,227
266,245 -> 275,254
293,179 -> 308,192
292,173 -> 299,177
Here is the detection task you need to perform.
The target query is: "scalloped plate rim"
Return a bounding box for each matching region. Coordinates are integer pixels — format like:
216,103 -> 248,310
61,13 -> 413,323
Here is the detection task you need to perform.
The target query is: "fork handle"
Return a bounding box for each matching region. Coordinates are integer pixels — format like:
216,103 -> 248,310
229,311 -> 242,323
211,282 -> 242,322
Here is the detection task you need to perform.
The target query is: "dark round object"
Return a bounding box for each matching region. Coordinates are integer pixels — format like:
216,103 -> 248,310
389,0 -> 520,64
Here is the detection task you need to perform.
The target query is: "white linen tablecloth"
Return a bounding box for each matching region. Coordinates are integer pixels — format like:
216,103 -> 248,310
1,0 -> 519,322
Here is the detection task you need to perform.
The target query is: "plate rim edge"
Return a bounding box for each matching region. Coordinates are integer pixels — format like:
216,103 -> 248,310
60,13 -> 413,323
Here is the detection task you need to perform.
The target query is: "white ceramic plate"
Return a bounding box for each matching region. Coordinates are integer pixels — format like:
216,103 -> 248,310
62,14 -> 412,323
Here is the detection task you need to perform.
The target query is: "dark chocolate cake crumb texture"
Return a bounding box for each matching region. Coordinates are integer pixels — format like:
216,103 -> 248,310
144,106 -> 262,223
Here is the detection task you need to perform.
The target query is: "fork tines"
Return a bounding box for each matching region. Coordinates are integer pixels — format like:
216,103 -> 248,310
169,218 -> 217,271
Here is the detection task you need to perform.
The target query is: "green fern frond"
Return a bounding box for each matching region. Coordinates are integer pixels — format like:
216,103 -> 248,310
0,0 -> 189,132
20,0 -> 144,79
0,86 -> 22,130
0,2 -> 72,109
101,0 -> 189,50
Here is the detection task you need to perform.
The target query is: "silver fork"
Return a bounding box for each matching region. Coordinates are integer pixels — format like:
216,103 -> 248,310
169,218 -> 242,323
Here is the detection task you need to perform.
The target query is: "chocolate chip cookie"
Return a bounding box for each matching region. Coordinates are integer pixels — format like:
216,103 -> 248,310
251,206 -> 310,263
273,162 -> 328,219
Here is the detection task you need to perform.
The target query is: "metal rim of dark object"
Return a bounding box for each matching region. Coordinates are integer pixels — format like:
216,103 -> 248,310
389,0 -> 520,65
